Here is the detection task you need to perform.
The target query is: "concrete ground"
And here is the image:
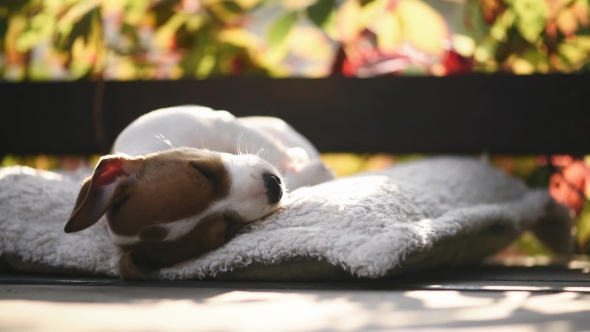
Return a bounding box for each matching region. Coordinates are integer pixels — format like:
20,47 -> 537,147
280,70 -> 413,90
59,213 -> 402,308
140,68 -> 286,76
1,263 -> 590,332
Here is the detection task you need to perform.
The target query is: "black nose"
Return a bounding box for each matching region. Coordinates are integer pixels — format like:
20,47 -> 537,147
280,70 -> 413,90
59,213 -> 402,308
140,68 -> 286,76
263,173 -> 283,204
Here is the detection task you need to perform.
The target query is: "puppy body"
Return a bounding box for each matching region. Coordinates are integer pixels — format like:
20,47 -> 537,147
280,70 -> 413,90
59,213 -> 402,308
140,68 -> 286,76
113,106 -> 335,189
67,148 -> 285,279
66,106 -> 333,280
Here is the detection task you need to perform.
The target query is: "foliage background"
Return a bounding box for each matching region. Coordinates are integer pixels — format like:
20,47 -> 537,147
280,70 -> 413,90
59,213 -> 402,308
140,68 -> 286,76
1,0 -> 589,80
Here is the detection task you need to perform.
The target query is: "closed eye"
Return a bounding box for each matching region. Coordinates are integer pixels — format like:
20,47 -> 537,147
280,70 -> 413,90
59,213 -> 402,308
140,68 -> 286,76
111,194 -> 129,214
190,161 -> 217,183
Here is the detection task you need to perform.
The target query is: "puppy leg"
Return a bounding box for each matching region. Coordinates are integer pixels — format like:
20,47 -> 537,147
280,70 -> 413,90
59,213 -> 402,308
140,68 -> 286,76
119,251 -> 152,281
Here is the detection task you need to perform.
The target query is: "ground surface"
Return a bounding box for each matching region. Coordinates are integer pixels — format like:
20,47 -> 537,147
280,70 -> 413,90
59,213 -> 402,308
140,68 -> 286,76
2,263 -> 590,332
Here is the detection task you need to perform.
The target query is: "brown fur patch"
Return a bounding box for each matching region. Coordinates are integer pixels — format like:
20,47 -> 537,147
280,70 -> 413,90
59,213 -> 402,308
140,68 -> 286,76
122,213 -> 243,267
139,225 -> 169,242
67,148 -> 256,279
65,156 -> 145,233
106,148 -> 231,237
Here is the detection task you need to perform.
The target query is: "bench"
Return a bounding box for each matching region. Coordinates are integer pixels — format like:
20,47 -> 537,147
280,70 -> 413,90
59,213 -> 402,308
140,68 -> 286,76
2,74 -> 589,156
1,74 -> 590,330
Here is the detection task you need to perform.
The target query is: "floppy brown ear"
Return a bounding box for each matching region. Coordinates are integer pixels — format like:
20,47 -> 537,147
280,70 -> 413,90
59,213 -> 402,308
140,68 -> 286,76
64,154 -> 142,233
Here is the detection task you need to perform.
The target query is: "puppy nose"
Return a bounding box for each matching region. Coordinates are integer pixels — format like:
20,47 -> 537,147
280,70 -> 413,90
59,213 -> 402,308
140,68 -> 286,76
263,173 -> 283,204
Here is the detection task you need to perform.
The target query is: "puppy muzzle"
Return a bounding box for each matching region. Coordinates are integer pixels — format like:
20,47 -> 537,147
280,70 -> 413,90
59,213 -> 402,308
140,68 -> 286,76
263,173 -> 283,204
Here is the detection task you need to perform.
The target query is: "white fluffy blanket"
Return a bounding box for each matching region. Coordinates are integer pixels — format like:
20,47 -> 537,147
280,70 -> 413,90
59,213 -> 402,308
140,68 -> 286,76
0,157 -> 571,280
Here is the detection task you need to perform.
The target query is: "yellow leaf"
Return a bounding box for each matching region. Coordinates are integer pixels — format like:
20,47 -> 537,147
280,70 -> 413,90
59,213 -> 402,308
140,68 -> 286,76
490,9 -> 515,42
123,0 -> 150,26
57,0 -> 101,31
509,56 -> 536,75
169,66 -> 184,80
196,51 -> 216,79
233,0 -> 261,10
559,39 -> 590,69
336,0 -> 363,43
287,26 -> 333,61
219,28 -> 262,49
320,153 -> 367,177
283,0 -> 316,10
360,0 -> 387,26
154,13 -> 188,50
115,56 -> 138,80
557,8 -> 579,36
574,35 -> 590,50
298,63 -> 332,77
474,37 -> 498,63
572,0 -> 590,26
101,0 -> 124,14
513,0 -> 548,43
72,36 -> 86,60
219,28 -> 289,74
373,12 -> 402,53
396,0 -> 448,57
15,13 -> 55,51
207,2 -> 242,23
186,15 -> 204,32
452,34 -> 475,57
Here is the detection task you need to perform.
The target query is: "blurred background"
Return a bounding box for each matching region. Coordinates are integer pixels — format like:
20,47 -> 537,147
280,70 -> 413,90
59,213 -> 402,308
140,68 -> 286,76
1,0 -> 589,258
1,0 -> 589,79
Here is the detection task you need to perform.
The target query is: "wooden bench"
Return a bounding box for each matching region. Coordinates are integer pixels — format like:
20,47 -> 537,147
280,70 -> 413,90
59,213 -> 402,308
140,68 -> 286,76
2,74 -> 589,156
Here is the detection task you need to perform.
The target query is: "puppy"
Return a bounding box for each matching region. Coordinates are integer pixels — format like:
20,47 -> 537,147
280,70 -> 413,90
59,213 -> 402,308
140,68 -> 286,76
112,105 -> 335,189
65,106 -> 334,280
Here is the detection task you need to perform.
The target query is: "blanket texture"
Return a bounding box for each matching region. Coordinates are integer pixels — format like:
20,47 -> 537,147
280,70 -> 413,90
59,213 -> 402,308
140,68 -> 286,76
0,157 -> 571,280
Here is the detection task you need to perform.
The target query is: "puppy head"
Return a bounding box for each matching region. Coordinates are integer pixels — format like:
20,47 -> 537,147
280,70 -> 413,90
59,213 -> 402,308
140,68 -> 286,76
65,147 -> 284,279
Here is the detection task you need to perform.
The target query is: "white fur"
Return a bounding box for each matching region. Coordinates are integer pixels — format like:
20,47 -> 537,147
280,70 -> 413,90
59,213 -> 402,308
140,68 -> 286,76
210,154 -> 283,221
157,153 -> 284,243
109,232 -> 140,246
112,106 -> 335,190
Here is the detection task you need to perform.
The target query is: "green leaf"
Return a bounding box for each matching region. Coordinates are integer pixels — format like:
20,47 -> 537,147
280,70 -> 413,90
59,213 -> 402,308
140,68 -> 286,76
461,0 -> 489,40
3,0 -> 31,13
180,27 -> 217,78
14,11 -> 57,52
306,0 -> 335,29
196,49 -> 217,79
55,6 -> 100,51
516,232 -> 553,256
576,204 -> 590,252
513,0 -> 547,43
0,18 -> 8,42
489,9 -> 515,42
266,11 -> 297,51
221,1 -> 242,13
359,0 -> 378,6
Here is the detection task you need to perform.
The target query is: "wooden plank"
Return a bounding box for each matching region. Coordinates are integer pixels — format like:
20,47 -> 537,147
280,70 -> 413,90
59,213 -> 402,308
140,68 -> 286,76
1,265 -> 589,292
3,283 -> 590,331
0,81 -> 98,154
1,74 -> 589,155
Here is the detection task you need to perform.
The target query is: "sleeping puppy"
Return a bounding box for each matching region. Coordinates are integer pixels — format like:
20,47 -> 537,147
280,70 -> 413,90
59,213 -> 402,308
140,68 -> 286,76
112,105 -> 334,189
65,106 -> 334,280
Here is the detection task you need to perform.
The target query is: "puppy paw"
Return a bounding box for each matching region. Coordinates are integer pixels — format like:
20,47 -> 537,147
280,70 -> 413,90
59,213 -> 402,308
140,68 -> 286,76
286,147 -> 312,165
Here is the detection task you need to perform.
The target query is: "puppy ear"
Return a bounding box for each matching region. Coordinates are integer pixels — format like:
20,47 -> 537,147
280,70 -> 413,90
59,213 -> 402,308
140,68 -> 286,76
64,154 -> 143,233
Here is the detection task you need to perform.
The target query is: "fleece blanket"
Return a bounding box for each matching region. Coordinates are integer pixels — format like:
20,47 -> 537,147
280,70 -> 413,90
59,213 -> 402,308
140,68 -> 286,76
0,157 -> 572,280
